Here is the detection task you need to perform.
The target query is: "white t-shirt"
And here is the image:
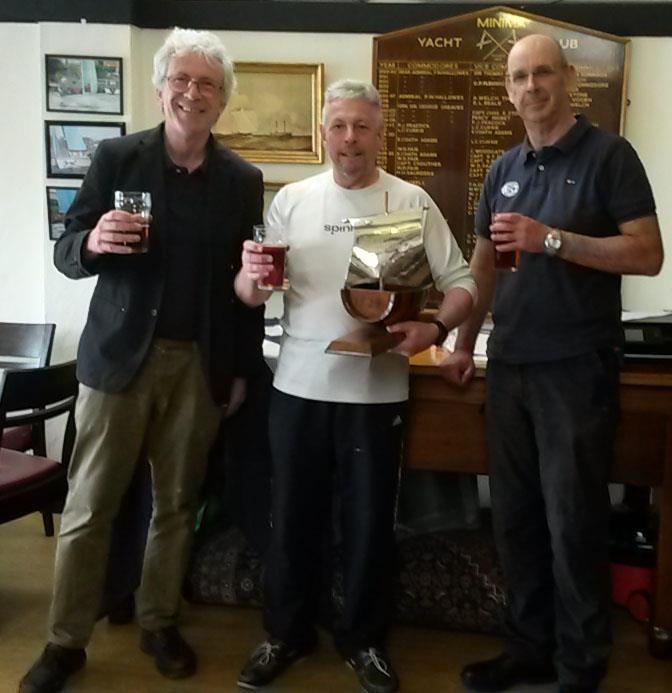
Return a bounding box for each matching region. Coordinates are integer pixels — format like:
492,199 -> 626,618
267,169 -> 475,404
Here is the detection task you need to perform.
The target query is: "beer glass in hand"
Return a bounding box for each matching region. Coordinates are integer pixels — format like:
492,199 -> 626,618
253,224 -> 289,291
491,212 -> 518,271
114,191 -> 151,253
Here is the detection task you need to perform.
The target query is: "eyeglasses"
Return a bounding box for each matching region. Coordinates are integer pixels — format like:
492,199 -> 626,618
165,74 -> 222,97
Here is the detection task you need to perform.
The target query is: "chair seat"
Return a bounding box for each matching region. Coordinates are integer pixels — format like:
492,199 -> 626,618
1,424 -> 32,451
0,448 -> 62,494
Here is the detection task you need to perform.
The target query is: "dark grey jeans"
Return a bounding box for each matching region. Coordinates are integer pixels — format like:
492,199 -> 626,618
486,350 -> 620,688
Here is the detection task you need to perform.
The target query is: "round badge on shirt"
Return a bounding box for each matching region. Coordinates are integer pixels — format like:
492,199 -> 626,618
501,181 -> 520,198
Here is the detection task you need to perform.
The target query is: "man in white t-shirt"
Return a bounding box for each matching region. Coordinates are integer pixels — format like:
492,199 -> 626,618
234,79 -> 476,693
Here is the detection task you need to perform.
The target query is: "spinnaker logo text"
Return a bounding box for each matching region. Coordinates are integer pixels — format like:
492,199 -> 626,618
324,223 -> 353,235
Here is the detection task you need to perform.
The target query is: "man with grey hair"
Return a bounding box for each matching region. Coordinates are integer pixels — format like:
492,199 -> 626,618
235,79 -> 475,692
444,34 -> 662,693
20,27 -> 264,693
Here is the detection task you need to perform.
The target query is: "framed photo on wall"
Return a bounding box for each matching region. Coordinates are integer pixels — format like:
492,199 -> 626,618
45,55 -> 123,115
45,120 -> 125,179
215,63 -> 324,164
46,186 -> 79,240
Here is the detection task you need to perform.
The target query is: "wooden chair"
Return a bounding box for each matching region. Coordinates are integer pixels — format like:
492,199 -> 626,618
0,322 -> 56,455
0,360 -> 78,535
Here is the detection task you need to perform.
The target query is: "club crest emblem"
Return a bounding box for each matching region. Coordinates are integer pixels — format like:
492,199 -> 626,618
501,181 -> 520,198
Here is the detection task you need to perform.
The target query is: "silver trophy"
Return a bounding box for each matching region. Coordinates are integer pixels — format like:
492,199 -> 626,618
327,203 -> 432,357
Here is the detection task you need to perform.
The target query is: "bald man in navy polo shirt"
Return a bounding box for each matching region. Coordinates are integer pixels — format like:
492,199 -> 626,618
442,35 -> 663,693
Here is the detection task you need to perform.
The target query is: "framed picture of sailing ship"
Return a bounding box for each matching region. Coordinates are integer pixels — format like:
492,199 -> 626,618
215,62 -> 324,164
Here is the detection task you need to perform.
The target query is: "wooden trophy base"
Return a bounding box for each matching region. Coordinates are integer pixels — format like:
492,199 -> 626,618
325,326 -> 403,357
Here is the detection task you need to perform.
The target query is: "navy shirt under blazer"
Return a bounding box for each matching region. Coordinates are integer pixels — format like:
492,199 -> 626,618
155,152 -> 208,341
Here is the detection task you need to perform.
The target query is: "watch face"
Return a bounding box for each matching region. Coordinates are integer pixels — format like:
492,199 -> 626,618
545,231 -> 561,251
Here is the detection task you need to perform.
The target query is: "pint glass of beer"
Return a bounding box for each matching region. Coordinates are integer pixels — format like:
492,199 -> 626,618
253,224 -> 289,291
491,213 -> 518,271
114,191 -> 151,253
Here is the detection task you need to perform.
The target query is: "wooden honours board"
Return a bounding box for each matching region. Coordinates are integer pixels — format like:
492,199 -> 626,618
373,6 -> 628,259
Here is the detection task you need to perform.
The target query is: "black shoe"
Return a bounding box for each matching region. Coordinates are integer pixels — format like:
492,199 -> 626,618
19,643 -> 86,693
346,647 -> 399,693
558,686 -> 599,692
139,626 -> 196,679
461,652 -> 556,692
237,639 -> 314,689
107,594 -> 135,625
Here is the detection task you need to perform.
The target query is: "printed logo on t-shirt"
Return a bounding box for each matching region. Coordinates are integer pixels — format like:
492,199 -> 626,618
323,223 -> 353,235
500,181 -> 520,198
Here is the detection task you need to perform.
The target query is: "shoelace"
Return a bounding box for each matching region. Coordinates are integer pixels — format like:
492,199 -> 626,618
361,648 -> 391,678
253,641 -> 282,666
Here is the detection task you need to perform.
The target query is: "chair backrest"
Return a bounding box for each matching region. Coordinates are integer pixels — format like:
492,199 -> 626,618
0,322 -> 56,369
0,360 -> 78,465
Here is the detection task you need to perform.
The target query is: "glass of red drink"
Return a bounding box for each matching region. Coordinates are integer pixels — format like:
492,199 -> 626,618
253,224 -> 289,291
114,191 -> 151,253
491,212 -> 518,271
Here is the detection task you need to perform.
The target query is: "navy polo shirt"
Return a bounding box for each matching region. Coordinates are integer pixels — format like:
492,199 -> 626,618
475,115 -> 656,363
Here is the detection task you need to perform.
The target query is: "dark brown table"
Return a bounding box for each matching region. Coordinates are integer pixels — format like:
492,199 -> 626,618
406,347 -> 672,657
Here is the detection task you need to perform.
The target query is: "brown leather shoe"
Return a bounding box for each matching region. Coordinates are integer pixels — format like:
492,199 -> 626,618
19,643 -> 86,693
139,626 -> 196,679
461,652 -> 556,692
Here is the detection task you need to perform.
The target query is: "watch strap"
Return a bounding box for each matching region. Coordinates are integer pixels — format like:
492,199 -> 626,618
431,319 -> 449,346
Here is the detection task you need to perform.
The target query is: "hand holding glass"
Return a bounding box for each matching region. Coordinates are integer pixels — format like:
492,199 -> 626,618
491,213 -> 519,271
114,191 -> 151,253
253,225 -> 289,291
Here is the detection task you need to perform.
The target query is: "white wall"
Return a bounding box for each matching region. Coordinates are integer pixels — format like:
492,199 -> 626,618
0,23 -> 670,363
38,22 -> 136,362
0,24 -> 44,323
622,38 -> 672,310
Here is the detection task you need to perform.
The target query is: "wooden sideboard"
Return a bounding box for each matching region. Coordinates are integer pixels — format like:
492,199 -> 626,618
406,347 -> 672,657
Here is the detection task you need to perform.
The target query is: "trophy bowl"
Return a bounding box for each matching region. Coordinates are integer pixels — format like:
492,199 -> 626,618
340,284 -> 430,326
326,205 -> 433,357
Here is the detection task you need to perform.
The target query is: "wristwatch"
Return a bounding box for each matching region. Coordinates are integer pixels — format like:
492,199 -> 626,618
543,227 -> 563,257
431,319 -> 449,346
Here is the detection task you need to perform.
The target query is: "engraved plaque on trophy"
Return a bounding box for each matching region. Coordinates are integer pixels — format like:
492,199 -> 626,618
326,206 -> 433,357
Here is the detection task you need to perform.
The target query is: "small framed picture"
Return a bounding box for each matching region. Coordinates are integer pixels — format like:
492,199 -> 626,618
46,186 -> 79,240
45,55 -> 123,115
45,120 -> 125,179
